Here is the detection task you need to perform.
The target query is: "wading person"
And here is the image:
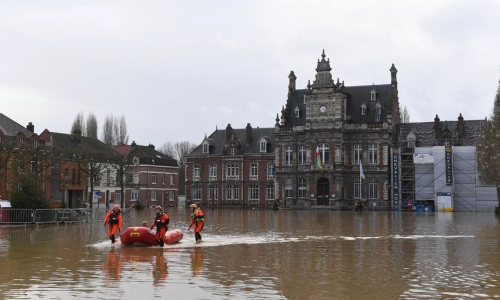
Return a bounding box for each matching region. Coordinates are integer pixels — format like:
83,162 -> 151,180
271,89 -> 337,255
151,206 -> 169,247
188,204 -> 204,242
104,205 -> 122,244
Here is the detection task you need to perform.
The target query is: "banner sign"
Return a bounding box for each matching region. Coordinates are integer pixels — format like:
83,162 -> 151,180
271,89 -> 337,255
392,148 -> 400,211
413,153 -> 434,164
445,146 -> 453,185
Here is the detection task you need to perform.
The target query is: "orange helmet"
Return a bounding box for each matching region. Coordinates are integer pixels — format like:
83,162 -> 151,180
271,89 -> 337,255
113,205 -> 120,212
155,205 -> 161,210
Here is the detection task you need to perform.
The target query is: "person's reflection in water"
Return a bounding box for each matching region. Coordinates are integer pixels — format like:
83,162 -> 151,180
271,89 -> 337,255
190,247 -> 203,276
103,248 -> 121,282
153,249 -> 168,285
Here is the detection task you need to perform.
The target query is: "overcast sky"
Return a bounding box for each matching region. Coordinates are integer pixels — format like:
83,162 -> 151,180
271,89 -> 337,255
2,0 -> 500,148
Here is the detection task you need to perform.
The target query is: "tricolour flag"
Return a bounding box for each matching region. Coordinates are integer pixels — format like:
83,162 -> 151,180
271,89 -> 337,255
360,161 -> 365,179
316,139 -> 322,169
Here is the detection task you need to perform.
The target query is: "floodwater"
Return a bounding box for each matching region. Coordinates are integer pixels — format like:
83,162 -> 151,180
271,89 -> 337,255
1,208 -> 500,300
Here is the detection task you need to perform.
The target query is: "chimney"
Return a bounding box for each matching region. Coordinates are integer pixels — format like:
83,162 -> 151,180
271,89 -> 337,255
390,64 -> 398,90
73,128 -> 82,143
288,71 -> 297,91
27,122 -> 34,133
457,113 -> 464,139
226,124 -> 232,143
131,141 -> 136,147
148,144 -> 155,150
434,115 -> 441,140
246,123 -> 252,144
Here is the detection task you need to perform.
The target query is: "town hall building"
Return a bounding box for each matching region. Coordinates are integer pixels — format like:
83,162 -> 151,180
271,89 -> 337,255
186,50 -> 401,208
274,50 -> 400,208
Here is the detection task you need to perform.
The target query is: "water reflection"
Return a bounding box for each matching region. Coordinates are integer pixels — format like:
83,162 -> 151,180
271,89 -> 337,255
0,210 -> 500,299
103,248 -> 121,281
190,247 -> 203,276
152,249 -> 168,284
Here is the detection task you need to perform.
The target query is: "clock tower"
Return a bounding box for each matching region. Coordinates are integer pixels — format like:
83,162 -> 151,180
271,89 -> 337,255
304,50 -> 347,127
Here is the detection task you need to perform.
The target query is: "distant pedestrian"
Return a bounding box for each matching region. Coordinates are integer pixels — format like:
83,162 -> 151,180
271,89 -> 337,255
188,204 -> 204,242
103,205 -> 122,244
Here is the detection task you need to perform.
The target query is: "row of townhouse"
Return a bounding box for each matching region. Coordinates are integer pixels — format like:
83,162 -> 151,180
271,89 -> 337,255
0,113 -> 178,208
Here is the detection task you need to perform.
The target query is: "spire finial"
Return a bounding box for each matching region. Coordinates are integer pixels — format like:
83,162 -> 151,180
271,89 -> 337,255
321,49 -> 326,60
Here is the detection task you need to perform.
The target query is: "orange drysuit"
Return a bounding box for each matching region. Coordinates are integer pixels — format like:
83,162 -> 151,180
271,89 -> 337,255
151,210 -> 169,246
103,210 -> 122,243
189,208 -> 204,242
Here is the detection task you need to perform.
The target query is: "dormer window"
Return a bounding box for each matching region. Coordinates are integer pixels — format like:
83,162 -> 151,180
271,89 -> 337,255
133,156 -> 139,164
33,140 -> 38,148
407,131 -> 416,148
295,106 -> 300,118
231,148 -> 235,155
360,103 -> 367,116
260,141 -> 267,152
370,89 -> 377,101
259,136 -> 271,153
202,136 -> 214,154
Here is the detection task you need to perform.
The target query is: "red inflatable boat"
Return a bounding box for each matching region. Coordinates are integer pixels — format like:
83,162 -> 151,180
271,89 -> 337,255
120,227 -> 184,246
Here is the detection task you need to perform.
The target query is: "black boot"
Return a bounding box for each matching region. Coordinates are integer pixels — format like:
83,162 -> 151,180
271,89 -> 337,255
110,235 -> 115,244
159,239 -> 164,247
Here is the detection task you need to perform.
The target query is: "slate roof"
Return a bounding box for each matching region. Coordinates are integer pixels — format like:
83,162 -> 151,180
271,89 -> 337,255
0,113 -> 33,136
285,84 -> 393,126
189,127 -> 275,156
50,132 -> 118,154
395,119 -> 486,147
129,145 -> 178,167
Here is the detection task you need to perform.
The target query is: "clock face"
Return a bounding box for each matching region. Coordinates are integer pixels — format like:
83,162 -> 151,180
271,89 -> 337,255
320,105 -> 327,113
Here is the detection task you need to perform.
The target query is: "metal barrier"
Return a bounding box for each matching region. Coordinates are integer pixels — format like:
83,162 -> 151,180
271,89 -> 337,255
32,209 -> 60,224
0,209 -> 34,224
0,208 -> 105,225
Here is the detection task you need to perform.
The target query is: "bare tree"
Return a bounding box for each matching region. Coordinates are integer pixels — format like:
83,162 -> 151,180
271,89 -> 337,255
110,153 -> 136,208
74,151 -> 112,209
117,115 -> 129,145
476,77 -> 500,205
86,112 -> 98,139
101,114 -> 129,147
159,141 -> 196,168
101,115 -> 115,147
159,141 -> 197,195
175,141 -> 197,168
159,141 -> 175,159
401,105 -> 410,123
71,112 -> 86,136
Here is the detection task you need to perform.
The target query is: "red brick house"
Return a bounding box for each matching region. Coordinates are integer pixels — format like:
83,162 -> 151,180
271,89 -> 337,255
185,123 -> 275,207
114,142 -> 178,208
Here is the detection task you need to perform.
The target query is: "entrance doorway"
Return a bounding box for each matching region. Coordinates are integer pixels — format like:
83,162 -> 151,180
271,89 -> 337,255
317,178 -> 330,205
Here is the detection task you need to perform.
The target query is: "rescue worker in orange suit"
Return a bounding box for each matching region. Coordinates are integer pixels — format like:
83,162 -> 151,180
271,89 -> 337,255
188,204 -> 204,242
103,205 -> 123,244
151,205 -> 169,247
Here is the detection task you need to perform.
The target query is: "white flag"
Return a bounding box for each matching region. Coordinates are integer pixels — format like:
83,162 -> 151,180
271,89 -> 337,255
360,161 -> 365,179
